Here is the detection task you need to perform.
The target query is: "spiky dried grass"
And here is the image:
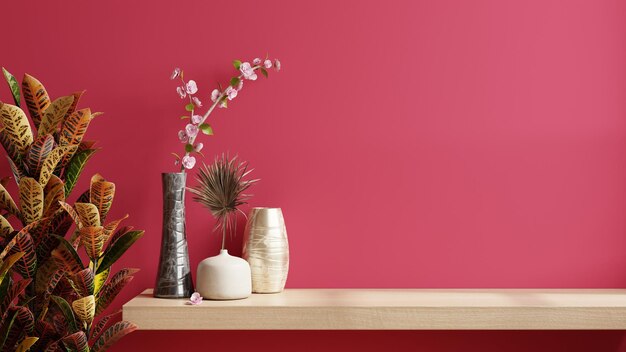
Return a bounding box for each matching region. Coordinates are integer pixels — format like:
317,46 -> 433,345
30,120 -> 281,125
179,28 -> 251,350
188,154 -> 258,249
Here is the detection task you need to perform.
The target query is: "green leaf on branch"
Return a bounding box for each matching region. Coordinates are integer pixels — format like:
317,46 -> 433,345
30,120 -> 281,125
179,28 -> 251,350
185,144 -> 193,152
199,123 -> 213,135
185,103 -> 194,112
230,77 -> 240,87
96,230 -> 144,274
180,116 -> 189,120
260,68 -> 268,78
63,149 -> 98,198
50,295 -> 79,333
2,68 -> 20,106
233,60 -> 242,70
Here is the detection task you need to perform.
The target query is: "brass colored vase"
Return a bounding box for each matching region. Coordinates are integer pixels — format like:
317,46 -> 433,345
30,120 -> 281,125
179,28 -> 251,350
243,207 -> 289,293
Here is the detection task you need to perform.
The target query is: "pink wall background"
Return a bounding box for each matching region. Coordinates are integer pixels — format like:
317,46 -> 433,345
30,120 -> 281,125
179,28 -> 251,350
2,0 -> 626,350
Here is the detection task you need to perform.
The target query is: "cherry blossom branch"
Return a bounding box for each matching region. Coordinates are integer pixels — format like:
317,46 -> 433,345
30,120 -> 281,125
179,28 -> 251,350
170,57 -> 280,172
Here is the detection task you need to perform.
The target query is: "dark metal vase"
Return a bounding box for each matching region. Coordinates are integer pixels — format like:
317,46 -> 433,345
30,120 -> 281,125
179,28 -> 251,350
154,172 -> 194,298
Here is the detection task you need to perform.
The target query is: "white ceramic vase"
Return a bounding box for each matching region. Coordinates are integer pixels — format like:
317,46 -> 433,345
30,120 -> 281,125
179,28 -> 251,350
196,249 -> 251,300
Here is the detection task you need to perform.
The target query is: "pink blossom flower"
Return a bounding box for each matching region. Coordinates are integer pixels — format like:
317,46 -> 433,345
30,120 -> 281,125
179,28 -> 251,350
192,114 -> 202,124
171,67 -> 181,80
253,58 -> 261,65
182,155 -> 196,169
187,292 -> 203,305
264,59 -> 273,69
178,130 -> 188,143
225,86 -> 238,100
186,123 -> 199,138
194,143 -> 204,152
176,86 -> 187,99
237,79 -> 244,91
274,59 -> 281,71
192,96 -> 202,107
186,80 -> 198,94
240,62 -> 257,81
211,89 -> 220,102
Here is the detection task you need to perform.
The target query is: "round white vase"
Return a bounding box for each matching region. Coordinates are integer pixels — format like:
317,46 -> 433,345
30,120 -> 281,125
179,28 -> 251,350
196,249 -> 251,300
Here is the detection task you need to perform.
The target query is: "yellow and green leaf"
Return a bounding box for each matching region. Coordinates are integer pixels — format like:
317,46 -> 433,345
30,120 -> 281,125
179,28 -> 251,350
96,230 -> 143,274
38,145 -> 77,186
63,148 -> 98,198
72,295 -> 95,323
79,225 -> 104,260
18,177 -> 43,225
74,202 -> 101,227
0,103 -> 33,160
93,267 -> 109,296
0,215 -> 13,237
22,73 -> 50,128
7,232 -> 37,279
2,68 -> 20,106
42,175 -> 64,217
15,336 -> 38,352
90,174 -> 115,222
0,182 -> 20,218
58,108 -> 91,166
38,95 -> 74,137
25,134 -> 54,179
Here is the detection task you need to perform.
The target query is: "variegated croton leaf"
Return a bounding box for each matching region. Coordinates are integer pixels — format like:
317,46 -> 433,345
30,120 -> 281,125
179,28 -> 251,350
19,177 -> 43,225
89,310 -> 119,343
2,67 -> 20,106
58,108 -> 91,167
74,202 -> 101,228
0,102 -> 33,163
25,134 -> 54,179
91,321 -> 137,352
7,232 -> 37,280
0,182 -> 20,219
61,331 -> 89,352
79,226 -> 105,260
95,268 -> 138,314
1,305 -> 34,352
15,336 -> 38,352
89,174 -> 115,223
49,295 -> 78,335
0,215 -> 13,237
62,149 -> 98,198
22,73 -> 51,129
39,145 -> 77,186
42,175 -> 65,218
72,295 -> 95,325
0,278 -> 31,316
51,236 -> 84,275
69,268 -> 94,297
38,95 -> 74,138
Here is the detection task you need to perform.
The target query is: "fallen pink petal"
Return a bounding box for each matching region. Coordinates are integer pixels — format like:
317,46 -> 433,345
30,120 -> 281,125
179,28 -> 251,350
194,143 -> 204,152
187,292 -> 203,305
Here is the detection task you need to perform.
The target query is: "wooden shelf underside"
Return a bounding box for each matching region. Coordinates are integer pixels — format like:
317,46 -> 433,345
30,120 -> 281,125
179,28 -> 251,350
122,289 -> 626,330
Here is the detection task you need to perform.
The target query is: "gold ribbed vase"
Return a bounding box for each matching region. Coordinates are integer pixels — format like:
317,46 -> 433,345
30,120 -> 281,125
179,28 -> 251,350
243,207 -> 289,293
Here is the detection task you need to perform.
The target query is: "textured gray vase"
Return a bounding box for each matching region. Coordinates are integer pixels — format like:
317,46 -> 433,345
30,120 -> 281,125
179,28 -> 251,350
243,207 -> 289,293
154,172 -> 194,298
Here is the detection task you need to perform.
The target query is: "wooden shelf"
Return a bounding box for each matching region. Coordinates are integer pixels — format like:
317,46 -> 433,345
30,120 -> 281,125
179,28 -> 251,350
122,288 -> 626,330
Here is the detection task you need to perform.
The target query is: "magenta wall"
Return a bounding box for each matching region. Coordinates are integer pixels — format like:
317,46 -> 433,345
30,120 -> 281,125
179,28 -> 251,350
3,0 -> 626,350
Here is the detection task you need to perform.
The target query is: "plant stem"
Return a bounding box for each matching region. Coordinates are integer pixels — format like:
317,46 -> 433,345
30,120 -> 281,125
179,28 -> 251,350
221,217 -> 226,250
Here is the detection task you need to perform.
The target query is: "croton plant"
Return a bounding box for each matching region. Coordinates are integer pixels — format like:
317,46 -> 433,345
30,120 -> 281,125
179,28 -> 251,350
0,68 -> 143,351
